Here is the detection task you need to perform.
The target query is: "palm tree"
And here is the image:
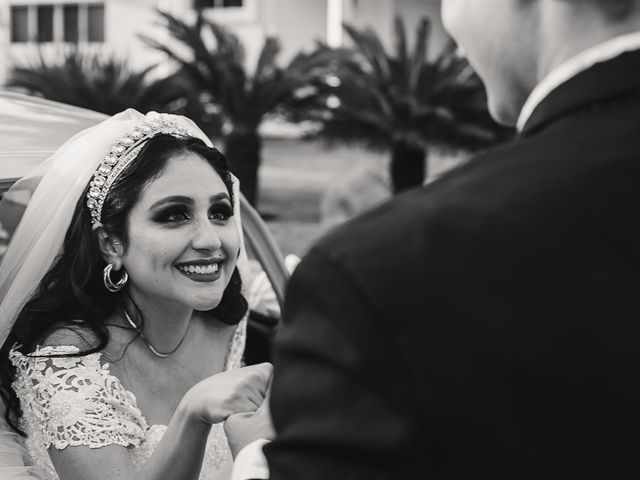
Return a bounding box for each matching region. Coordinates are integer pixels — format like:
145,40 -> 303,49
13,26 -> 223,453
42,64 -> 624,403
143,11 -> 324,207
287,16 -> 514,194
5,47 -> 215,130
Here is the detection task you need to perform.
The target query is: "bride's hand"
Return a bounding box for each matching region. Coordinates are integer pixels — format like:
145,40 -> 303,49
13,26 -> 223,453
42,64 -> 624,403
182,362 -> 273,425
224,380 -> 275,458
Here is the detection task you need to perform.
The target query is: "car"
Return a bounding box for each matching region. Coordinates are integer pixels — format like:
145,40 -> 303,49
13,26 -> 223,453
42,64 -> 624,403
0,91 -> 287,364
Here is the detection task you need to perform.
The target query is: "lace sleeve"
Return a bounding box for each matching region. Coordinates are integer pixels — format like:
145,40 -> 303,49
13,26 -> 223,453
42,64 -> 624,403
9,345 -> 147,451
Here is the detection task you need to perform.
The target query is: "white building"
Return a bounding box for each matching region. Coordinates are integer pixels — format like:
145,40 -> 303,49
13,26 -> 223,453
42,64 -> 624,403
0,0 -> 446,86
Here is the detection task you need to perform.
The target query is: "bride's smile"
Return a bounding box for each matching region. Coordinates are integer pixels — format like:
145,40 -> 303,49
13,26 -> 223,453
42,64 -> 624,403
175,259 -> 223,281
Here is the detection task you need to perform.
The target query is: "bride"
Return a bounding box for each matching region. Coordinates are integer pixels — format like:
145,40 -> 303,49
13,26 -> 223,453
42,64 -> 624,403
0,107 -> 274,480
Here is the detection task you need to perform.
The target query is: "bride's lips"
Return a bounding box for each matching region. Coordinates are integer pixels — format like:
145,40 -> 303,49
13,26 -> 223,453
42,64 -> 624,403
175,258 -> 224,283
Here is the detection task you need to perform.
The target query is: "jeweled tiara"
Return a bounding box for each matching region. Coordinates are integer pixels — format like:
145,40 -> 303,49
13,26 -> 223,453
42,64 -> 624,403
86,113 -> 192,228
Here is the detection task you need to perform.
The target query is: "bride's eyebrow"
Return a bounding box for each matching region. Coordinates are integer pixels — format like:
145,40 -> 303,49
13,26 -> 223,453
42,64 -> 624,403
210,193 -> 231,203
150,196 -> 193,209
150,193 -> 230,209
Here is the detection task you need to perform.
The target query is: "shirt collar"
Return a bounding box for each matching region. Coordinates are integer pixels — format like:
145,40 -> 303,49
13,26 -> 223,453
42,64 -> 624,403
517,31 -> 640,132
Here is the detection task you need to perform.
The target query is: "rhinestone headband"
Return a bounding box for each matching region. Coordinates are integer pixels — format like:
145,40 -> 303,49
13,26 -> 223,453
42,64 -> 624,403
86,113 -> 192,228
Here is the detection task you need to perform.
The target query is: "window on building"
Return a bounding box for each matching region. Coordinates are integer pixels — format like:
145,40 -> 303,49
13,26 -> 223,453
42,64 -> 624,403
87,4 -> 105,42
37,5 -> 54,43
9,3 -> 105,44
63,5 -> 79,43
194,0 -> 244,8
10,6 -> 29,43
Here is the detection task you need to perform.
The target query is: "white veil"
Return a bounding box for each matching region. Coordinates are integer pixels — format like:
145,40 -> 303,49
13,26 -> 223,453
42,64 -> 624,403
0,93 -> 249,478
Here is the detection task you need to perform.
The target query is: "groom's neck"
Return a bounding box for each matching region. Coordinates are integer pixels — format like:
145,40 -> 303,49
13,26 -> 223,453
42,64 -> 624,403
536,0 -> 640,81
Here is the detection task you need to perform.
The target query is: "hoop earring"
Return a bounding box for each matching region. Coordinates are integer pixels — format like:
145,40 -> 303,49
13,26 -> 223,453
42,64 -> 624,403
103,263 -> 128,293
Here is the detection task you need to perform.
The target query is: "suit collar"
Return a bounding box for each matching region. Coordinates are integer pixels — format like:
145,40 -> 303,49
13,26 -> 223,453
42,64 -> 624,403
519,34 -> 640,136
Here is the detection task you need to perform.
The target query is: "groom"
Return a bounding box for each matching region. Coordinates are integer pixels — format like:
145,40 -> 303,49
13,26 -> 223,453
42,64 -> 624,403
230,0 -> 640,478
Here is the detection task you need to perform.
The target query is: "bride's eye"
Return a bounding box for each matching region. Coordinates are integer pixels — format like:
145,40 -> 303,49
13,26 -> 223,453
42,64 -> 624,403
152,206 -> 191,224
209,203 -> 233,223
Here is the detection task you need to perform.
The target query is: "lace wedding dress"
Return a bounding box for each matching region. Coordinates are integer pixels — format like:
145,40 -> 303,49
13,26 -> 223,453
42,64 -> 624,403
7,319 -> 246,480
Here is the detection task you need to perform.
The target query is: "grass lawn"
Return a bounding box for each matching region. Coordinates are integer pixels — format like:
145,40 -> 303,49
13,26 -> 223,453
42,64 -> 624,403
258,138 -> 387,257
258,137 -> 465,257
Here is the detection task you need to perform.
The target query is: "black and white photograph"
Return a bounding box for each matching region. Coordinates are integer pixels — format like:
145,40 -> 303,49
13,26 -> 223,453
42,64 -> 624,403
1,0 -> 639,478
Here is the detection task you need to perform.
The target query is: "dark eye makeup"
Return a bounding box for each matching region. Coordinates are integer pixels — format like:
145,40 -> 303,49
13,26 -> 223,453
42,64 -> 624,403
151,200 -> 233,225
151,206 -> 191,223
209,202 -> 234,222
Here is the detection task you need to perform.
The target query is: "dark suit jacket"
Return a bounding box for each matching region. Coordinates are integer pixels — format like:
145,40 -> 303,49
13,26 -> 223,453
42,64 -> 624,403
265,50 -> 640,479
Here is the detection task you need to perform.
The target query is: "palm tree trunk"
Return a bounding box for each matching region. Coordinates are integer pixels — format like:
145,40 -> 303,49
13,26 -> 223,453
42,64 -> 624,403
390,141 -> 427,194
224,129 -> 262,207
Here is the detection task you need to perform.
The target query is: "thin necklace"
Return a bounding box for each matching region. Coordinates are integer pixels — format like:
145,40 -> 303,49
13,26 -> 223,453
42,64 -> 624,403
123,310 -> 189,358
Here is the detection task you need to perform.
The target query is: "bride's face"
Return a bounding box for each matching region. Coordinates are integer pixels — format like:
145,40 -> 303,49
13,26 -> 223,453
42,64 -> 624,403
119,152 -> 239,312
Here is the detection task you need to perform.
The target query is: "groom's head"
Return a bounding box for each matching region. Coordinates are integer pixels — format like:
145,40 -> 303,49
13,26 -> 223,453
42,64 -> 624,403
441,0 -> 640,125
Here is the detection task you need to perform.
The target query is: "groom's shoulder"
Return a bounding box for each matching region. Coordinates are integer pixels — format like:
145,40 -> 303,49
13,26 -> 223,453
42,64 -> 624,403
313,140 -> 526,260
312,108 -> 640,265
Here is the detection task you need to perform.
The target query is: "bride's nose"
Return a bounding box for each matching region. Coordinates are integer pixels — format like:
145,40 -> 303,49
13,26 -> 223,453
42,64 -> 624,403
191,220 -> 223,251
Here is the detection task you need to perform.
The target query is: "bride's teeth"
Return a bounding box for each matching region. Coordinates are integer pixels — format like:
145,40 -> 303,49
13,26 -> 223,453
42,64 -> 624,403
178,263 -> 220,275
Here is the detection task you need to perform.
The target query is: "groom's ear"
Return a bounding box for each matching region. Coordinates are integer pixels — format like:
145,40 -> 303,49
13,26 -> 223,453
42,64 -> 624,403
95,227 -> 125,267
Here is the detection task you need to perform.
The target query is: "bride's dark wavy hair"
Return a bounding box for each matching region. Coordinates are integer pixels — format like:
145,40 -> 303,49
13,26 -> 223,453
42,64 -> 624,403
0,134 -> 248,435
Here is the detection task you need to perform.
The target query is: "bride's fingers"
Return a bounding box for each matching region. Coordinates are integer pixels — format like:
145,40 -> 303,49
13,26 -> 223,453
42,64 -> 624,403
218,363 -> 273,415
266,374 -> 273,396
261,376 -> 273,407
243,383 -> 269,411
244,386 -> 271,412
249,363 -> 273,397
247,390 -> 264,410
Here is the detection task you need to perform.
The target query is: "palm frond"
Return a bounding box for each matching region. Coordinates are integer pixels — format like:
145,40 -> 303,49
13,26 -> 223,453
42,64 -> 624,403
394,16 -> 408,67
285,15 -> 513,153
254,37 -> 280,82
343,23 -> 391,80
7,46 -> 185,115
409,17 -> 430,94
203,18 -> 246,66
